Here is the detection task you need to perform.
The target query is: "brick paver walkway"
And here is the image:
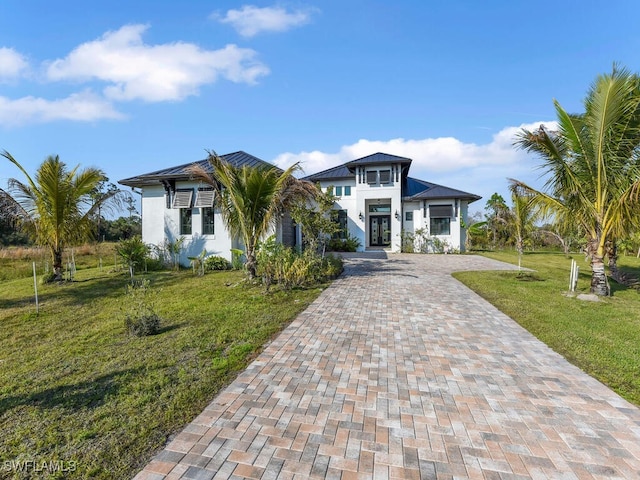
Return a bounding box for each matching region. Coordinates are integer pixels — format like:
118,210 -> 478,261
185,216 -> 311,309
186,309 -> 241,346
135,254 -> 640,479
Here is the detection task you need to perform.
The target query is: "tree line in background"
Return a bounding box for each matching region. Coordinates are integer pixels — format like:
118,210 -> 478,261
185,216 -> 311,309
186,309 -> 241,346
0,179 -> 141,244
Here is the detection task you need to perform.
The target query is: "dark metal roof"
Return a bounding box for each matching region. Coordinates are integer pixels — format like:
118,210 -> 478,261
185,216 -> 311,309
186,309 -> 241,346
119,151 -> 276,187
345,152 -> 412,167
302,164 -> 354,182
302,152 -> 412,182
302,153 -> 480,203
404,177 -> 481,203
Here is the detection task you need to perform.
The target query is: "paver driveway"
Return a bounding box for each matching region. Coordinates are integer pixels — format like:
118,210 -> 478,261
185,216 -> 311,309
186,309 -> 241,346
135,254 -> 640,479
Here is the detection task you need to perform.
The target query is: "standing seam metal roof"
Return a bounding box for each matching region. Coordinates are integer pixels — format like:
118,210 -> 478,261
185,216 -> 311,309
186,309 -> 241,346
118,151 -> 276,187
302,152 -> 412,182
404,177 -> 481,202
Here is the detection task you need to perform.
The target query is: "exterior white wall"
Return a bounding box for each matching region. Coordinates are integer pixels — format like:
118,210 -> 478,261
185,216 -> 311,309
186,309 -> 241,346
401,201 -> 420,249
418,199 -> 469,253
141,174 -> 476,260
141,181 -> 234,265
320,164 -> 404,252
141,185 -> 166,247
325,179 -> 362,249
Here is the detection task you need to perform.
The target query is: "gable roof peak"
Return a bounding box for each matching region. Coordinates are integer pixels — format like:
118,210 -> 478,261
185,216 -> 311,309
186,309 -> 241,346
345,152 -> 412,167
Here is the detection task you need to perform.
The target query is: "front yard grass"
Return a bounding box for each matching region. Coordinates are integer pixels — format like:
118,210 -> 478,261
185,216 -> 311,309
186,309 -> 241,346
454,251 -> 640,406
0,267 -> 323,478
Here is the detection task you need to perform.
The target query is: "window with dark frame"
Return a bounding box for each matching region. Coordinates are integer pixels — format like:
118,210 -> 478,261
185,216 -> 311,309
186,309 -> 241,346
344,185 -> 351,196
430,217 -> 450,235
180,208 -> 192,235
379,169 -> 391,184
429,204 -> 452,235
333,209 -> 348,239
202,207 -> 215,235
405,211 -> 413,221
335,186 -> 342,196
366,171 -> 377,184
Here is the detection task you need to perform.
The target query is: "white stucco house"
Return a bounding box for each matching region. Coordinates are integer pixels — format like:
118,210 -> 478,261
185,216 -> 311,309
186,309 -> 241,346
119,151 -> 296,265
119,151 -> 481,264
302,152 -> 481,253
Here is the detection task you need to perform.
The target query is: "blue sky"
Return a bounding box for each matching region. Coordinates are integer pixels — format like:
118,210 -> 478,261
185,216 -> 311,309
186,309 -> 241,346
1,1 -> 639,216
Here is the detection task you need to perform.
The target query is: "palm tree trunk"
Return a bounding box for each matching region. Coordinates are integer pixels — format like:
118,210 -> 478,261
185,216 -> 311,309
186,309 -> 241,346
52,248 -> 64,281
606,241 -> 622,284
245,250 -> 257,279
590,257 -> 609,296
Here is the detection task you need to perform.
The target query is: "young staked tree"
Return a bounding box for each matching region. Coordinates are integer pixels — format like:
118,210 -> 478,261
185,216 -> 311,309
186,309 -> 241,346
512,66 -> 640,295
188,151 -> 316,279
1,151 -> 118,281
508,187 -> 539,271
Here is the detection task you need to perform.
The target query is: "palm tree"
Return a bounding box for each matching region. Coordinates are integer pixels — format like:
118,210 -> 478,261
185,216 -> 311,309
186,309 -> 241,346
508,187 -> 538,271
511,66 -> 640,295
188,152 -> 316,279
1,151 -> 119,281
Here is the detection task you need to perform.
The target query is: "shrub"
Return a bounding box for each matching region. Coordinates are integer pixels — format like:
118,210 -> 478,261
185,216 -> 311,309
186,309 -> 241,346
123,280 -> 161,336
257,237 -> 343,290
188,250 -> 207,276
116,236 -> 150,279
400,228 -> 455,254
328,233 -> 361,252
400,230 -> 415,253
204,255 -> 232,271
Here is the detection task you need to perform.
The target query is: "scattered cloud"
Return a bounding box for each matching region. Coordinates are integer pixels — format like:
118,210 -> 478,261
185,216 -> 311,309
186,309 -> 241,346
0,47 -> 29,82
273,121 -> 556,208
214,5 -> 315,37
0,90 -> 124,127
46,24 -> 270,102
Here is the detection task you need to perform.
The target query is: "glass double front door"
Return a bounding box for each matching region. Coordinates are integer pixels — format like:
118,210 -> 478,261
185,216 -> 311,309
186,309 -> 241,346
369,215 -> 391,247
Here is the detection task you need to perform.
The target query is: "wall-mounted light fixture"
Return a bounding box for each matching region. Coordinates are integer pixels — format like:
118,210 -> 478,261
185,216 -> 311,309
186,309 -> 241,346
359,211 -> 364,221
395,209 -> 400,220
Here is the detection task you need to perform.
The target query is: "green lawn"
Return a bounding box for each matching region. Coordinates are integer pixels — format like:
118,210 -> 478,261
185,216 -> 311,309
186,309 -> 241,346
0,265 -> 323,478
454,250 -> 640,406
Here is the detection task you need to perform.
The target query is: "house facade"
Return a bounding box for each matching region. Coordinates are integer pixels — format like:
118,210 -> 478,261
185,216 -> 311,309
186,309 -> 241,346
302,153 -> 481,253
119,151 -> 294,265
119,151 -> 481,264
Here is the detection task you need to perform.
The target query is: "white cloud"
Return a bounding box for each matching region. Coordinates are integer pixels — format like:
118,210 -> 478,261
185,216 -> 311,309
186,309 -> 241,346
0,90 -> 124,126
215,5 -> 315,37
0,47 -> 29,82
273,121 -> 557,208
46,24 -> 270,102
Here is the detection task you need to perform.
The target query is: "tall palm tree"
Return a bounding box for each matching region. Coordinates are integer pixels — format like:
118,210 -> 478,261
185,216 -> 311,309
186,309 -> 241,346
1,151 -> 118,281
188,152 -> 316,279
511,66 -> 640,295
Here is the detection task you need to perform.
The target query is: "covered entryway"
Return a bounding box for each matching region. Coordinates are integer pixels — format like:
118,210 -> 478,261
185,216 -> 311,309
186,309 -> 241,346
369,215 -> 391,247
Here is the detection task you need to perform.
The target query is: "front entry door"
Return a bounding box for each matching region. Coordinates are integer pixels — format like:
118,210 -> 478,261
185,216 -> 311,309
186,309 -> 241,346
370,215 -> 391,247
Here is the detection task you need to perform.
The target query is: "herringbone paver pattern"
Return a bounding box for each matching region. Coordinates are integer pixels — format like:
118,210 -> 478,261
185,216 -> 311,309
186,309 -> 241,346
135,254 -> 640,479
